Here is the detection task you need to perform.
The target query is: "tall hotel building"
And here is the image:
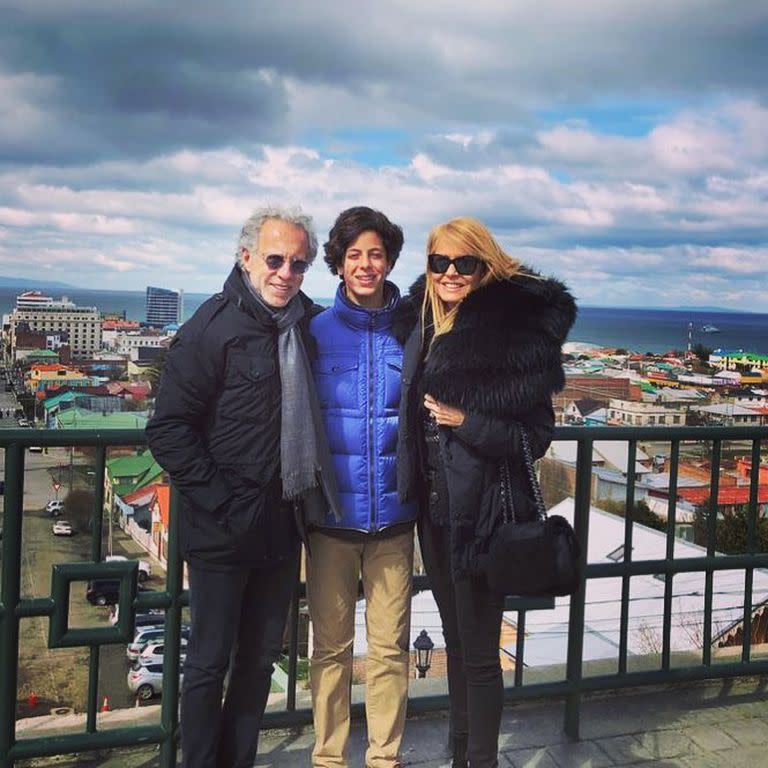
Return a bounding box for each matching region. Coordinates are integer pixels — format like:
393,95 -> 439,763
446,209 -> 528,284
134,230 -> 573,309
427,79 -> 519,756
9,291 -> 102,358
145,286 -> 183,327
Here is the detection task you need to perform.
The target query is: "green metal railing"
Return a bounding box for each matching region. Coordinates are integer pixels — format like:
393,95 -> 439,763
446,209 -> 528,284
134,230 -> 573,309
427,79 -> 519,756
1,425 -> 767,766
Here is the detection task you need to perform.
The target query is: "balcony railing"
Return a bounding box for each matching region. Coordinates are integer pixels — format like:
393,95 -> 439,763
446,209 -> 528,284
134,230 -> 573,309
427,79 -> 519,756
1,425 -> 767,767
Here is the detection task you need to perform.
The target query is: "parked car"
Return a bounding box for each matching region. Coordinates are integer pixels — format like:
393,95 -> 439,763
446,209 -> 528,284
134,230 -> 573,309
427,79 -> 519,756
127,661 -> 183,701
105,554 -> 152,582
28,446 -> 43,453
46,500 -> 65,517
127,625 -> 190,662
139,639 -> 188,666
52,520 -> 74,536
17,418 -> 29,427
86,579 -> 151,606
110,607 -> 166,628
86,578 -> 120,605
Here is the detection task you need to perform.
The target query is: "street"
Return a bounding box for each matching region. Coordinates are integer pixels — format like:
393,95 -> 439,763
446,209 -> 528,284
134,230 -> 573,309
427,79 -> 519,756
2,447 -> 168,717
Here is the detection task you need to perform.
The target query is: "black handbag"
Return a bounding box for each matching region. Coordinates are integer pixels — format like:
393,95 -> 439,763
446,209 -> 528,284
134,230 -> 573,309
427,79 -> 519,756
484,428 -> 581,597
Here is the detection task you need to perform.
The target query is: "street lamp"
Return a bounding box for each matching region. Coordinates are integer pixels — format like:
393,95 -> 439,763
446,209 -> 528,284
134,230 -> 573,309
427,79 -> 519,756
413,629 -> 434,678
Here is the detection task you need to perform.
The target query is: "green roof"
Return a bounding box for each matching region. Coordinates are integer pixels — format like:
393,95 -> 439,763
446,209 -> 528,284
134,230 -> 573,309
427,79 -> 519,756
106,451 -> 156,478
44,391 -> 80,411
25,349 -> 59,358
106,450 -> 164,497
56,407 -> 148,430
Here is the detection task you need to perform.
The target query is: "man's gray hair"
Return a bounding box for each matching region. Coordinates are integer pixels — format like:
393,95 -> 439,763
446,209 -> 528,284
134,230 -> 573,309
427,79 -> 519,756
235,204 -> 318,266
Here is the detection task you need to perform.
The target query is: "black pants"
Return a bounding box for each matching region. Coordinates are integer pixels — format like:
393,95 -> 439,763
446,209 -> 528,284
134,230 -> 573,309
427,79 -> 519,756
418,515 -> 504,768
182,551 -> 299,768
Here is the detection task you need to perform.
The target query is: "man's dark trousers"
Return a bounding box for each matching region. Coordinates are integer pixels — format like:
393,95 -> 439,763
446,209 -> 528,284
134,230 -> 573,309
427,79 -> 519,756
182,550 -> 299,768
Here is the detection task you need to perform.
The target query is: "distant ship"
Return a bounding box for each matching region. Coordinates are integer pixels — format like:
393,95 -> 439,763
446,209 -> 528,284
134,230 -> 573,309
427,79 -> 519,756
702,324 -> 720,333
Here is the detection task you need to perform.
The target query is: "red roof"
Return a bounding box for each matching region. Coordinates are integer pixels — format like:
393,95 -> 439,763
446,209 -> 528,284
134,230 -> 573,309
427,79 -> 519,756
122,383 -> 151,398
32,363 -> 77,372
102,320 -> 140,331
677,485 -> 768,506
123,482 -> 165,505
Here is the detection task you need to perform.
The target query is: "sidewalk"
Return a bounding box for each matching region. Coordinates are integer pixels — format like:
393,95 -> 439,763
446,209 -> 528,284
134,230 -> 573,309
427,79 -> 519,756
11,677 -> 768,766
258,678 -> 768,767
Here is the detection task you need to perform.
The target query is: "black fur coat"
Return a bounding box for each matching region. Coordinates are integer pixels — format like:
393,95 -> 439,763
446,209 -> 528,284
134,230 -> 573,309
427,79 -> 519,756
393,270 -> 576,416
394,270 -> 577,578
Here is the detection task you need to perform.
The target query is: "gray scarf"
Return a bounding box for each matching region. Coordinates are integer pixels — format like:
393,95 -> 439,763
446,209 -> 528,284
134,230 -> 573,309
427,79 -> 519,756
241,271 -> 341,519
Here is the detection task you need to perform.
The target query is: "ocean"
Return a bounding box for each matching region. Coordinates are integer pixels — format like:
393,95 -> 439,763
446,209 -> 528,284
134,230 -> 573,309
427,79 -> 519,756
1,285 -> 767,355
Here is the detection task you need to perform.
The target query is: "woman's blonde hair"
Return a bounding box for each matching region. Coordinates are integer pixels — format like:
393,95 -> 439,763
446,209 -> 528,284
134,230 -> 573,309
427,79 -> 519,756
423,217 -> 522,338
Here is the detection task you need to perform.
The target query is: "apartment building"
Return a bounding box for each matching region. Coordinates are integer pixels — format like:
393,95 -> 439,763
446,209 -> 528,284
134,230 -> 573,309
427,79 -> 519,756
9,293 -> 102,358
145,286 -> 183,327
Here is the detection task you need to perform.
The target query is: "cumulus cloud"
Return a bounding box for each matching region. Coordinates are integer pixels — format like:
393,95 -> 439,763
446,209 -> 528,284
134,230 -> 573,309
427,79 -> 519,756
0,1 -> 766,308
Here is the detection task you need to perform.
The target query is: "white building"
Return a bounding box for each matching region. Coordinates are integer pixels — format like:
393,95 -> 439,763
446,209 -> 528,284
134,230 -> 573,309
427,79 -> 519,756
345,500 -> 768,672
510,500 -> 768,667
608,398 -> 686,427
689,403 -> 765,426
9,292 -> 102,358
115,331 -> 171,357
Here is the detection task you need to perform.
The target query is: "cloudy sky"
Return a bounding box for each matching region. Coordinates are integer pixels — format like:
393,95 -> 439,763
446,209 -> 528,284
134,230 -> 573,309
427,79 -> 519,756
1,0 -> 767,309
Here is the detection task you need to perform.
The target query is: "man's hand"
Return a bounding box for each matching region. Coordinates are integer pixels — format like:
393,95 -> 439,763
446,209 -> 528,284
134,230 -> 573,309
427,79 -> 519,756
424,394 -> 466,427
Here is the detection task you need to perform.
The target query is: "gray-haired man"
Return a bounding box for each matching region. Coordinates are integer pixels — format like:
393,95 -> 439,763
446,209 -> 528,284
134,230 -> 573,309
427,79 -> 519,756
147,205 -> 338,768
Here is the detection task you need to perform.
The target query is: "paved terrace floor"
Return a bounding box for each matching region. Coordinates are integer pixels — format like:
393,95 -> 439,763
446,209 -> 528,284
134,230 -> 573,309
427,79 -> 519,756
13,677 -> 768,766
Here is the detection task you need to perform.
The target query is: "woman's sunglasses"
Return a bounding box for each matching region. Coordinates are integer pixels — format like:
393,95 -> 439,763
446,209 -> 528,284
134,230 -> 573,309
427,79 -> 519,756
262,253 -> 311,275
427,253 -> 484,276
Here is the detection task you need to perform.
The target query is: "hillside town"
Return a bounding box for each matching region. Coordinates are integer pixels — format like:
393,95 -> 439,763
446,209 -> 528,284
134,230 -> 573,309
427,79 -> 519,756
2,287 -> 768,577
2,287 -> 768,720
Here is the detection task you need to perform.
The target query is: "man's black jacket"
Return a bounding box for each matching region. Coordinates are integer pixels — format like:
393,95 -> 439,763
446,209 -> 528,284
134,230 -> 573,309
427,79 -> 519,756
146,267 -> 315,568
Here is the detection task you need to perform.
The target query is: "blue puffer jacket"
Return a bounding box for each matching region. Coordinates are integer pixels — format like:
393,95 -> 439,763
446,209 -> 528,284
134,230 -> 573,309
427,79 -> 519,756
310,282 -> 417,533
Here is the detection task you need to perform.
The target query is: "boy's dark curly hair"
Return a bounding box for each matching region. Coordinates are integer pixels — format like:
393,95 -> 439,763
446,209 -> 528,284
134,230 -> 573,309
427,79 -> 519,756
323,206 -> 404,275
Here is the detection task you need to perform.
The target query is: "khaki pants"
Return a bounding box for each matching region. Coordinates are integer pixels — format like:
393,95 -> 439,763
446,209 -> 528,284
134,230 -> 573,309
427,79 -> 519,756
307,529 -> 414,768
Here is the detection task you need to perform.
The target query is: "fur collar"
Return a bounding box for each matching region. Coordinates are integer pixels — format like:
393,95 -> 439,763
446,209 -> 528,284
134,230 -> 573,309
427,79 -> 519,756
395,269 -> 577,417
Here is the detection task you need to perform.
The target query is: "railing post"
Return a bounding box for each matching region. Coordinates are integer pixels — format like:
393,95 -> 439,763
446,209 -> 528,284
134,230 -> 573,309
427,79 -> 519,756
286,556 -> 301,712
702,440 -> 722,665
564,437 -> 592,740
618,441 -> 637,675
1,443 -> 25,768
159,485 -> 184,768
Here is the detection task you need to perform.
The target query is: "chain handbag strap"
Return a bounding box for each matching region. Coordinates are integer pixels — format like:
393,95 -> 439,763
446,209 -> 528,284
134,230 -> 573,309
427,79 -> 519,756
499,456 -> 515,523
520,427 -> 547,522
499,426 -> 547,525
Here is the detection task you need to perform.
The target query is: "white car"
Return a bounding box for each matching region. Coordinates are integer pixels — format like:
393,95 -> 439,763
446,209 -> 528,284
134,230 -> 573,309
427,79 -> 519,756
105,554 -> 152,582
139,640 -> 187,666
52,520 -> 74,536
127,625 -> 190,662
46,500 -> 65,517
127,661 -> 183,701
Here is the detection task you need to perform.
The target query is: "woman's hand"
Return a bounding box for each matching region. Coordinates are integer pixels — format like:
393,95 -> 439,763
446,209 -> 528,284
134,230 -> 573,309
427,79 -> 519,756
424,394 -> 466,427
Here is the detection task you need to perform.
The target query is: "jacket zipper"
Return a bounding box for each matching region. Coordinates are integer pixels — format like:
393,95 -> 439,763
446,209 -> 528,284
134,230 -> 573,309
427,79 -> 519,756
368,316 -> 377,532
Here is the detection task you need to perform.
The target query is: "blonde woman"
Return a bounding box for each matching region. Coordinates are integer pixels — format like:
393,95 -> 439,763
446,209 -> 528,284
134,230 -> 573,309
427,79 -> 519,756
394,217 -> 576,768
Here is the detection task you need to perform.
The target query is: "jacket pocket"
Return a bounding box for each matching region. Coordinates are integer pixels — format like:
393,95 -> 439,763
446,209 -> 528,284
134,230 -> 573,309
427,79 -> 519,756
384,356 -> 403,410
314,354 -> 359,410
222,353 -> 279,423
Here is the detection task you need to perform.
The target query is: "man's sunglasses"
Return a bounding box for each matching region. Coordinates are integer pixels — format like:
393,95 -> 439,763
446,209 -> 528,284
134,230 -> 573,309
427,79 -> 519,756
262,253 -> 311,275
427,253 -> 484,276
